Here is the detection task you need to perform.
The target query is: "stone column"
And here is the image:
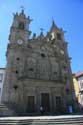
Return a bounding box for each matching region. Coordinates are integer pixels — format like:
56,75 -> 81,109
50,87 -> 55,113
35,87 -> 41,113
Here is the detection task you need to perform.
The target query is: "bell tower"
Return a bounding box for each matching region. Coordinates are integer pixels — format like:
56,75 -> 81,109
1,10 -> 33,115
9,9 -> 32,44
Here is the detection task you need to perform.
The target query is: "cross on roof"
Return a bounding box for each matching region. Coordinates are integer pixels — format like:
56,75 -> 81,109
20,6 -> 25,11
40,28 -> 45,32
52,16 -> 54,22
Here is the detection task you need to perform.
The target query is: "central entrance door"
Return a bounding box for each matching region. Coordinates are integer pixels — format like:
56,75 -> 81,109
41,93 -> 50,112
56,96 -> 62,113
27,96 -> 35,113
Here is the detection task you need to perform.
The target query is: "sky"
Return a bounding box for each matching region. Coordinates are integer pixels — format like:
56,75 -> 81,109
0,0 -> 83,73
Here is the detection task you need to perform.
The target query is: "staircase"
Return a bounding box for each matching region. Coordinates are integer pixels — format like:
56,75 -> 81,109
0,103 -> 15,116
0,115 -> 83,125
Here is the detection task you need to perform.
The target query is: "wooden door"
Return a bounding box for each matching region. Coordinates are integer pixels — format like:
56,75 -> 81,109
41,93 -> 50,112
27,96 -> 35,112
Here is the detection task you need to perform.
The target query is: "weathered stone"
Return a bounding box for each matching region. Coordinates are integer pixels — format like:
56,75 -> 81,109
2,10 -> 74,115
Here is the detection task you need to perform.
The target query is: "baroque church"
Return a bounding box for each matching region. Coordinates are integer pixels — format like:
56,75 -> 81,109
2,9 -> 74,115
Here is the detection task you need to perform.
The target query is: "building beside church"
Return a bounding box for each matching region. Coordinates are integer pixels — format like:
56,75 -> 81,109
2,10 -> 74,115
0,68 -> 5,103
73,72 -> 83,110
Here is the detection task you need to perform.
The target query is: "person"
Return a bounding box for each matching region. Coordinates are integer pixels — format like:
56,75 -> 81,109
40,106 -> 43,114
68,105 -> 73,114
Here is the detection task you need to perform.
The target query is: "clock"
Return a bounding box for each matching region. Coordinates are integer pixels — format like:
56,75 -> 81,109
17,39 -> 23,45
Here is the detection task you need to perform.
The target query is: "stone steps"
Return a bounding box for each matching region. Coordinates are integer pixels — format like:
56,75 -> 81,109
0,115 -> 83,125
0,104 -> 15,116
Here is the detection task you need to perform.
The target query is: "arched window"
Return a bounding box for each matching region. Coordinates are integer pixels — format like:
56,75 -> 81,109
19,22 -> 24,30
57,33 -> 61,40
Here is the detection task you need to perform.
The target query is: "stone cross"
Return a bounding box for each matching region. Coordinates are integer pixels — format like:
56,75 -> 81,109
40,28 -> 45,32
20,6 -> 24,10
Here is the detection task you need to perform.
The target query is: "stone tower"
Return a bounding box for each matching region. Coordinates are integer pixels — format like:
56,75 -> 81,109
2,10 -> 74,115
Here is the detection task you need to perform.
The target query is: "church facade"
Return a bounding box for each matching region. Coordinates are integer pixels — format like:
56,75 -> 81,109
2,10 -> 74,115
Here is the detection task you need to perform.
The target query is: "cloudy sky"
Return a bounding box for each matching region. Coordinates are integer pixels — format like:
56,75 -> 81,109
0,0 -> 83,73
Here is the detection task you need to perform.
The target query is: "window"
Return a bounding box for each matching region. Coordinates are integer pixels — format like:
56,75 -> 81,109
15,70 -> 18,74
0,88 -> 1,95
41,53 -> 45,58
29,68 -> 34,71
56,96 -> 62,107
81,94 -> 83,106
66,88 -> 70,94
19,22 -> 24,30
16,58 -> 20,61
13,85 -> 18,90
53,72 -> 57,75
27,44 -> 32,49
57,33 -> 61,40
63,66 -> 67,72
0,73 -> 3,82
78,76 -> 83,81
79,80 -> 83,90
